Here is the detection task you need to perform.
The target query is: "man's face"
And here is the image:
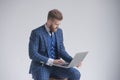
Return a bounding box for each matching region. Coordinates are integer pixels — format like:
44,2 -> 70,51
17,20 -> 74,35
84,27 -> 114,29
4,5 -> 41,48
49,19 -> 61,32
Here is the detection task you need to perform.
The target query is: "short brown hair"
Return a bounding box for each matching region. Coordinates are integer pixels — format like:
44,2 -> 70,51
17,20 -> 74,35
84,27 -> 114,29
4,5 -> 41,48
47,9 -> 63,20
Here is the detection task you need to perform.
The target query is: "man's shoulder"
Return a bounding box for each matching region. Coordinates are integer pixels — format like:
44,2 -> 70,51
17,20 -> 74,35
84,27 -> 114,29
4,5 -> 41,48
31,25 -> 45,33
56,28 -> 63,34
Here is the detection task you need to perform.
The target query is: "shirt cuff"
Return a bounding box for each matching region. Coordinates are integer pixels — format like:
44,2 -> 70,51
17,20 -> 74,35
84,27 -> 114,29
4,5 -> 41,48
46,58 -> 54,66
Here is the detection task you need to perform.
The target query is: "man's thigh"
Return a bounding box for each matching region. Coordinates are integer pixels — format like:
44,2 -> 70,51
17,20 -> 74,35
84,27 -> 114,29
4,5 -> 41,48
51,66 -> 80,79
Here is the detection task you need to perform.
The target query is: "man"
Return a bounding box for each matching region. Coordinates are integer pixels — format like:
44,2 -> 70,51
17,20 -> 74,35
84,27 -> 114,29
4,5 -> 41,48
29,9 -> 81,80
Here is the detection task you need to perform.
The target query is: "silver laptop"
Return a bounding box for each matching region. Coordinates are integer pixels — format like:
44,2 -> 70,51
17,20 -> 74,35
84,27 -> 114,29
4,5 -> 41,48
53,51 -> 88,68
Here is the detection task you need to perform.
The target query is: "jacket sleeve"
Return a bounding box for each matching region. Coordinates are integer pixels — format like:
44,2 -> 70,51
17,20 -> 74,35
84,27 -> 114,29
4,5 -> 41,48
59,29 -> 73,63
29,30 -> 48,63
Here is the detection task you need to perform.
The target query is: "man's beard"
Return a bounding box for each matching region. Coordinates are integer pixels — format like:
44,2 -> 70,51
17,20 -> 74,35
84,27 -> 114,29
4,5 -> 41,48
49,24 -> 57,32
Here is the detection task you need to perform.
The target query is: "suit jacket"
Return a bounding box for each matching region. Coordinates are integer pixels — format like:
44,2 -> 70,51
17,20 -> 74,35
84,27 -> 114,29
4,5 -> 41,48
29,25 -> 72,73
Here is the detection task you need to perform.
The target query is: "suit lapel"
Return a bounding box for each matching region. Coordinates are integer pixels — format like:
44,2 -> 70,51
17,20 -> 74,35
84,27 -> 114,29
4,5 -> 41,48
42,26 -> 49,53
42,25 -> 60,53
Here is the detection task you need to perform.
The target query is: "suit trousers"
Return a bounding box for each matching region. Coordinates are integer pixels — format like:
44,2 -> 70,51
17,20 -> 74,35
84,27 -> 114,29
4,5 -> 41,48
31,65 -> 81,80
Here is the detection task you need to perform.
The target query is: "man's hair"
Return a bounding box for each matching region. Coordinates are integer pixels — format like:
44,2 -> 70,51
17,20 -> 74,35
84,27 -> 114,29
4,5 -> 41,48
47,9 -> 63,20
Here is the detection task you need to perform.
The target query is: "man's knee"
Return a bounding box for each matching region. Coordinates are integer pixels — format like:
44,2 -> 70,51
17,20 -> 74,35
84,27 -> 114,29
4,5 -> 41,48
69,68 -> 81,80
74,69 -> 81,79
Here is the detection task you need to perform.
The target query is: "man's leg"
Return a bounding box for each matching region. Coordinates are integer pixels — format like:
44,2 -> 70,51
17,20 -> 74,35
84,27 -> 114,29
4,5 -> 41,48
51,66 -> 81,80
31,66 -> 51,80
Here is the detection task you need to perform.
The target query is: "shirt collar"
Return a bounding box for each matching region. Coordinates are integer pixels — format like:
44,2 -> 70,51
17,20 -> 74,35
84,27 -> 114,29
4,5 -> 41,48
45,23 -> 54,36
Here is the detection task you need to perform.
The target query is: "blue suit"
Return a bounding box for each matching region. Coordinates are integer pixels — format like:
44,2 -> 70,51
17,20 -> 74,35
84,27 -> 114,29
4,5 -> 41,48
29,25 -> 81,80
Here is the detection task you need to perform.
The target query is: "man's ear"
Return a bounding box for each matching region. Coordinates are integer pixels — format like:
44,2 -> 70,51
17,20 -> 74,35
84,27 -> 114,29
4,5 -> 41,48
47,20 -> 51,27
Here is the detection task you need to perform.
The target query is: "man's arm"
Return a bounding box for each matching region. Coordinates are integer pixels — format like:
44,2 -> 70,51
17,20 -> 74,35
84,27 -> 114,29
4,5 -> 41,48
59,29 -> 73,63
29,30 -> 48,64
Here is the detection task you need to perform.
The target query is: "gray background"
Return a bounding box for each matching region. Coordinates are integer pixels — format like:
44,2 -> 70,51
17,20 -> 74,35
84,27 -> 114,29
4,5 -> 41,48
0,0 -> 120,80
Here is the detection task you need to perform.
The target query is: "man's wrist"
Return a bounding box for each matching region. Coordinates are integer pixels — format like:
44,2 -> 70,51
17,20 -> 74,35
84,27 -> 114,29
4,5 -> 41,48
46,58 -> 54,66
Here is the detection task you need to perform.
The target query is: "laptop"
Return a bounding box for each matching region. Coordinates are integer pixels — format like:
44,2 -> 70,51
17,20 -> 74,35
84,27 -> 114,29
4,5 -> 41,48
53,51 -> 88,68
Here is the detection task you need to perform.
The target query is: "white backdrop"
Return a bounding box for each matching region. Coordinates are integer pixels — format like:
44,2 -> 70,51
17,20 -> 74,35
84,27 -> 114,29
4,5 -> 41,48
0,0 -> 120,80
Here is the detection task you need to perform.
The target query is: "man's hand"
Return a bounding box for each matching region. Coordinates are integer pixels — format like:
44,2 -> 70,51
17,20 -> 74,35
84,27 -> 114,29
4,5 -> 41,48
76,62 -> 82,68
53,59 -> 65,65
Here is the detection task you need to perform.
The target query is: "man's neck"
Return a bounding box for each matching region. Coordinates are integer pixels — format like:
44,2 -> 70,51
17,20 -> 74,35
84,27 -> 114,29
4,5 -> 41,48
45,23 -> 53,36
